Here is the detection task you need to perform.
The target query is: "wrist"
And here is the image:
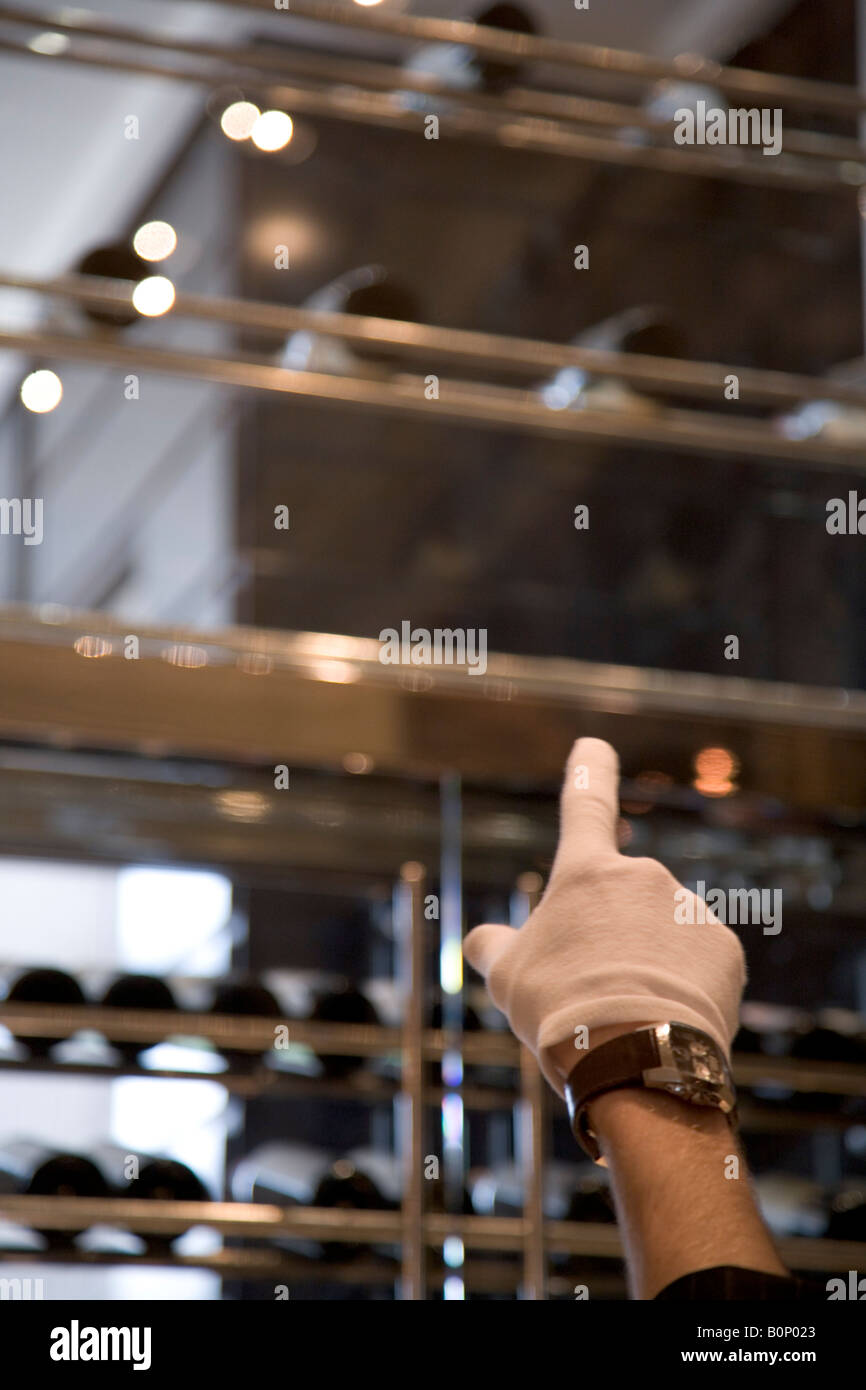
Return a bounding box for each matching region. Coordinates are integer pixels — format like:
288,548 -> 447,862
586,1082 -> 732,1144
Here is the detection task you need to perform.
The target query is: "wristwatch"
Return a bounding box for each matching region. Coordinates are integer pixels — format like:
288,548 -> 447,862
563,1022 -> 737,1165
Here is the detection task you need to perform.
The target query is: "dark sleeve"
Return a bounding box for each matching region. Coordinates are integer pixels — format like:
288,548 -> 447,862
654,1265 -> 825,1300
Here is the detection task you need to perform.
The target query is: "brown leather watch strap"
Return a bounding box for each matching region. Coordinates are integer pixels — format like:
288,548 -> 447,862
564,1028 -> 660,1162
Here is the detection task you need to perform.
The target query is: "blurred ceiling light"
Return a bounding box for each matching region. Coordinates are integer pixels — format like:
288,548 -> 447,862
308,659 -> 361,684
132,275 -> 176,317
442,1236 -> 465,1268
220,100 -> 260,141
133,220 -> 178,262
442,1092 -> 464,1148
20,368 -> 63,413
354,0 -> 385,6
161,643 -> 208,669
693,747 -> 739,798
246,212 -> 318,266
342,752 -> 374,774
27,32 -> 70,55
251,110 -> 294,152
440,939 -> 463,995
442,1050 -> 463,1088
237,651 -> 273,676
215,790 -> 269,823
73,635 -> 112,659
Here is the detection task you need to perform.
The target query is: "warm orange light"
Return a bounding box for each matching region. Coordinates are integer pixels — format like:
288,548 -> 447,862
309,660 -> 360,684
74,635 -> 112,659
693,747 -> 739,798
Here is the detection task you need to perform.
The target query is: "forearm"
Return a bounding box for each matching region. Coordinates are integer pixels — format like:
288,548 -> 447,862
586,1087 -> 788,1298
550,1026 -> 787,1299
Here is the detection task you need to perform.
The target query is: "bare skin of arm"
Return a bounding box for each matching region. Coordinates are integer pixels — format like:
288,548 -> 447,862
549,1024 -> 789,1300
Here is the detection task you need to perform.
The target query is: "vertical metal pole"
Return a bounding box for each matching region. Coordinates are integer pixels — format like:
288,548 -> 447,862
397,859 -> 427,1300
511,870 -> 546,1300
439,772 -> 466,1218
859,0 -> 866,342
857,0 -> 866,696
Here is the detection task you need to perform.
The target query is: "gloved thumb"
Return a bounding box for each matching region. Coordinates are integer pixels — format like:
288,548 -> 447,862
462,922 -> 516,978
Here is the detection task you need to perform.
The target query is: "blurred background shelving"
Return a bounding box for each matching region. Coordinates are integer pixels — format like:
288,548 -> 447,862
0,622 -> 865,1299
1,0 -> 866,1299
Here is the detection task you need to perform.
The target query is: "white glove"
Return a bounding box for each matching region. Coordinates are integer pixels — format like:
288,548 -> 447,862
463,738 -> 747,1096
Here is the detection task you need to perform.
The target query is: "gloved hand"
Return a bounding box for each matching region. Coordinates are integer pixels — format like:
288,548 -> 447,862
463,738 -> 747,1096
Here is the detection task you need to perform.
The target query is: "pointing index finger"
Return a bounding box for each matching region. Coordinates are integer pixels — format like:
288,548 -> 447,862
551,737 -> 621,875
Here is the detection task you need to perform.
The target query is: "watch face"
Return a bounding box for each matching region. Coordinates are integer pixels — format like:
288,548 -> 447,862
675,1030 -> 724,1075
646,1023 -> 735,1112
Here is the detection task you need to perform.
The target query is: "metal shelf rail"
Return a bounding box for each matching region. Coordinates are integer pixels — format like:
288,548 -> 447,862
0,1196 -> 862,1279
3,271 -> 866,468
2,1004 -> 866,1098
0,4 -> 864,187
0,607 -> 864,807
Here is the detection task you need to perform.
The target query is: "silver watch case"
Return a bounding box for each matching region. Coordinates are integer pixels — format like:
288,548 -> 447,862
644,1022 -> 737,1113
